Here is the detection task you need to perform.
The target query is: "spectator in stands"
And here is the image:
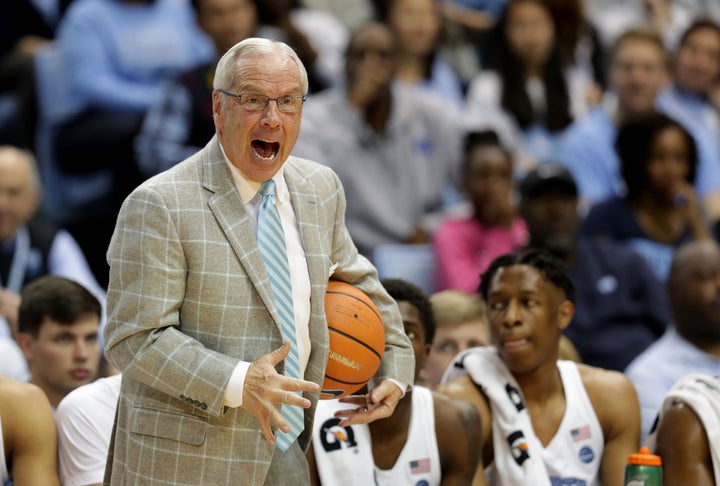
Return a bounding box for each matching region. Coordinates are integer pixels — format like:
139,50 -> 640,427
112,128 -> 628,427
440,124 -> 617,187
0,376 -> 59,485
464,0 -> 592,169
0,0 -> 76,148
658,19 -> 720,158
373,0 -> 465,107
253,0 -> 347,93
581,111 -> 712,282
423,289 -> 489,388
135,0 -> 259,177
593,0 -> 694,52
545,0 -> 606,96
440,248 -> 640,485
434,130 -> 526,293
16,275 -> 101,408
519,164 -> 669,371
626,240 -> 720,440
0,145 -> 107,382
560,27 -> 720,221
299,0 -> 373,30
56,373 -> 121,486
293,22 -> 462,260
0,146 -> 104,339
444,0 -> 506,27
51,0 -> 213,288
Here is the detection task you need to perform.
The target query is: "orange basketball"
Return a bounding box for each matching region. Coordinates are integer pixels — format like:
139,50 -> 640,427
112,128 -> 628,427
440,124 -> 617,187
321,280 -> 385,400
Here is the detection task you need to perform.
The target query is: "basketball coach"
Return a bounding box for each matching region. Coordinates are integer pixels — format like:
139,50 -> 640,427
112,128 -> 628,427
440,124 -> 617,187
103,37 -> 414,485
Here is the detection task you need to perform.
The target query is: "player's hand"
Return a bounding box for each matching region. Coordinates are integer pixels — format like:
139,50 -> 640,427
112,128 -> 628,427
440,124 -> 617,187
334,379 -> 403,426
242,341 -> 320,445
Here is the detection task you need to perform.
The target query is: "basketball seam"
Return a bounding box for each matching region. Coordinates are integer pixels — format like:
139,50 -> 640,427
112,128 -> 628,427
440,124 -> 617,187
329,327 -> 383,360
323,375 -> 367,386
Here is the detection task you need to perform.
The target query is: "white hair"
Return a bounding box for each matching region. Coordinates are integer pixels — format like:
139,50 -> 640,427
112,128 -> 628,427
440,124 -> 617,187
213,37 -> 309,95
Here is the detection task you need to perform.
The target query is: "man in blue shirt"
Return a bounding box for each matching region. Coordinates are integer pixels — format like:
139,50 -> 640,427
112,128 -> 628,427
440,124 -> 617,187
559,27 -> 720,221
0,146 -> 104,337
135,0 -> 259,178
293,22 -> 462,260
519,164 -> 669,371
626,240 -> 720,441
657,19 -> 720,178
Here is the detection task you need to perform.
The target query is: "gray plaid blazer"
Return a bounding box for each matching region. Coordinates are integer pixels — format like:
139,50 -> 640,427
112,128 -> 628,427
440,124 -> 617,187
103,137 -> 414,485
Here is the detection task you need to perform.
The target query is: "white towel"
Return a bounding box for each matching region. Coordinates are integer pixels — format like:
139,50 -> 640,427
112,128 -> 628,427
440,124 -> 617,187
647,373 -> 720,486
442,347 -> 551,486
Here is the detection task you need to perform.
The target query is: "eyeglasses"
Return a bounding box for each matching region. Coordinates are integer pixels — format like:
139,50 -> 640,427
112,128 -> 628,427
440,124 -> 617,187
218,90 -> 306,113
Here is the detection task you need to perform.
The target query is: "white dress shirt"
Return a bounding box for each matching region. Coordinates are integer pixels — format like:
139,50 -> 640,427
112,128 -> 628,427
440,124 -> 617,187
220,151 -> 312,407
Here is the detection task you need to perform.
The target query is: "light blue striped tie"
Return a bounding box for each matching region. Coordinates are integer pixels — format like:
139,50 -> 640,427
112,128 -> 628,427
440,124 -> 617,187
257,179 -> 303,451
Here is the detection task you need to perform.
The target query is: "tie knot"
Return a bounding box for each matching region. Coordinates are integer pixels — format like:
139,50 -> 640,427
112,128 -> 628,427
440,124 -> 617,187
259,179 -> 276,198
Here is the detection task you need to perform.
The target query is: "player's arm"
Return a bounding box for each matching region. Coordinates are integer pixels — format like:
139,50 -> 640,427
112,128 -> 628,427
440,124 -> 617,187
438,374 -> 491,484
655,402 -> 714,485
433,391 -> 486,486
584,367 -> 641,486
5,382 -> 60,486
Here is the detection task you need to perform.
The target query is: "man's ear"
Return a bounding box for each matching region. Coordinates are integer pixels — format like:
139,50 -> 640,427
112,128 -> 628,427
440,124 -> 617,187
15,333 -> 34,361
557,300 -> 574,331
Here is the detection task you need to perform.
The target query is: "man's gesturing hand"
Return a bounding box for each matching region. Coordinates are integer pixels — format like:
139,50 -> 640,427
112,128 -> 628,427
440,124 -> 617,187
242,342 -> 320,445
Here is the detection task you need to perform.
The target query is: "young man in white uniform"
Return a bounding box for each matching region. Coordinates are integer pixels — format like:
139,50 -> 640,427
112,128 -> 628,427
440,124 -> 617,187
0,376 -> 59,484
441,249 -> 640,485
308,278 -> 482,485
652,373 -> 720,485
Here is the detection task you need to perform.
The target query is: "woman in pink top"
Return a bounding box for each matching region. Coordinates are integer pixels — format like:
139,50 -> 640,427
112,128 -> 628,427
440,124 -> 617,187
434,130 -> 527,292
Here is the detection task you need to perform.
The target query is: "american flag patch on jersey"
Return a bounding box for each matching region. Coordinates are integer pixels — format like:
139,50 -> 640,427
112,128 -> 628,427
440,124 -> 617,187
571,425 -> 591,442
410,458 -> 431,475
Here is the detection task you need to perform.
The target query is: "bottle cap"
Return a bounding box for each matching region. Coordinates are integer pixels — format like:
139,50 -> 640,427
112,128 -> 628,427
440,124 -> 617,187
627,447 -> 662,466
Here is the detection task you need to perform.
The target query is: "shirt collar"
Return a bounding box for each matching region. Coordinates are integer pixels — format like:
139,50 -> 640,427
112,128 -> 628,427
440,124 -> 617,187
219,143 -> 288,205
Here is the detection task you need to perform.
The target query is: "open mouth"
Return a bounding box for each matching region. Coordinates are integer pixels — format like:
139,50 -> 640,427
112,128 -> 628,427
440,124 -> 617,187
251,139 -> 279,160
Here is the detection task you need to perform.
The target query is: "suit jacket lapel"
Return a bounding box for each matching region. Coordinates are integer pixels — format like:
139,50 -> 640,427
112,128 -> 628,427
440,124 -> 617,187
284,159 -> 326,292
202,139 -> 279,320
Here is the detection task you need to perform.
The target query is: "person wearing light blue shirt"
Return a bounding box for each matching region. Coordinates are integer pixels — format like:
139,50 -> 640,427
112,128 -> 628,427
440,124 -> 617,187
626,240 -> 720,442
48,0 -> 213,288
57,0 -> 212,116
293,23 -> 462,260
135,0 -> 260,177
657,19 -> 720,163
559,27 -> 720,220
0,146 -> 105,381
374,0 -> 465,109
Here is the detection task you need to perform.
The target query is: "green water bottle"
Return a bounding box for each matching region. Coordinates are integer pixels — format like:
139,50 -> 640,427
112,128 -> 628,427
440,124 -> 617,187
624,446 -> 662,486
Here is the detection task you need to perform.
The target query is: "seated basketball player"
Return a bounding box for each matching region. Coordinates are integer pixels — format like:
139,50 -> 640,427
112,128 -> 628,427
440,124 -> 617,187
651,373 -> 720,485
440,249 -> 640,485
0,376 -> 59,484
307,278 -> 483,485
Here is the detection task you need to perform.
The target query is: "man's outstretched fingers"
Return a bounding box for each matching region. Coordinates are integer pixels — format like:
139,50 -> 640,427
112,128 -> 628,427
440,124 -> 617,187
268,341 -> 291,365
